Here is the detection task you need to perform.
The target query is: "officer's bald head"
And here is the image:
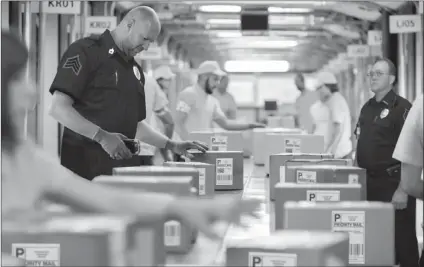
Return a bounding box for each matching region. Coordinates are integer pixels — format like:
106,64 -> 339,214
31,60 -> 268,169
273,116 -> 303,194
118,6 -> 161,57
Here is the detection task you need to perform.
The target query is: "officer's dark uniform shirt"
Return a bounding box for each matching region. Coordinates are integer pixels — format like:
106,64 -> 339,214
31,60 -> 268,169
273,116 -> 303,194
355,90 -> 411,173
49,30 -> 146,180
50,30 -> 146,144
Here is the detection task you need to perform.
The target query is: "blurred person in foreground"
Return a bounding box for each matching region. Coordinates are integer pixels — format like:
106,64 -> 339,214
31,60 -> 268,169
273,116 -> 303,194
174,61 -> 265,141
213,74 -> 237,120
1,30 -> 262,245
293,72 -> 318,133
315,72 -> 352,159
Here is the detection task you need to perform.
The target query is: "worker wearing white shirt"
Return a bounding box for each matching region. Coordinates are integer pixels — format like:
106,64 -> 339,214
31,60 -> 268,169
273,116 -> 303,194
153,65 -> 177,162
135,73 -> 174,165
213,75 -> 237,120
174,61 -> 264,141
315,72 -> 352,159
393,94 -> 423,200
310,97 -> 332,149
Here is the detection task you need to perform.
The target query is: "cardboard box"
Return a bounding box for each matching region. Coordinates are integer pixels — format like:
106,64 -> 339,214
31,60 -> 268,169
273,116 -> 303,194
2,213 -> 165,266
252,128 -> 303,165
274,183 -> 362,231
163,161 -> 215,198
284,159 -> 351,184
93,175 -> 196,254
189,130 -> 244,152
113,166 -> 199,195
291,165 -> 367,200
190,151 -> 244,191
264,133 -> 325,172
225,230 -> 349,266
284,201 -> 395,266
269,153 -> 333,201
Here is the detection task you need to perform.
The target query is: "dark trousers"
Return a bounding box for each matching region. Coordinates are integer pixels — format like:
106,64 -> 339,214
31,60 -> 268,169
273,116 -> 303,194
61,140 -> 142,181
420,251 -> 424,267
367,175 -> 419,267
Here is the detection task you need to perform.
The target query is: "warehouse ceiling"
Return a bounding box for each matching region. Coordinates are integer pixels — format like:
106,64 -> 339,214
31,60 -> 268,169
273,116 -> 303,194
115,0 -> 407,72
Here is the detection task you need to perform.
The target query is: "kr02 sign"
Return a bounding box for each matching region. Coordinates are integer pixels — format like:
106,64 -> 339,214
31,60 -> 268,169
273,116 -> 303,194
85,17 -> 117,35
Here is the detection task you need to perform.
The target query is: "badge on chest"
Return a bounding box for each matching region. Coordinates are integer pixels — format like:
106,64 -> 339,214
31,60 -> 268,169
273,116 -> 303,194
380,108 -> 389,119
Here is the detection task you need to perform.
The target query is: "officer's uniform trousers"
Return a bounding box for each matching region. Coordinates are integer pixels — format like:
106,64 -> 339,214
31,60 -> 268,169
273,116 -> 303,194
367,169 -> 419,267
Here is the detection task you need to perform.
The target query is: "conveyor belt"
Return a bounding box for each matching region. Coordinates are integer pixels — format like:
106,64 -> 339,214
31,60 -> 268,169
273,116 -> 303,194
166,159 -> 257,266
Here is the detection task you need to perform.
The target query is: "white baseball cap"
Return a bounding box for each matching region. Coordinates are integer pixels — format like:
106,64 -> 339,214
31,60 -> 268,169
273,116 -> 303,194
153,65 -> 175,80
195,61 -> 226,76
316,71 -> 337,86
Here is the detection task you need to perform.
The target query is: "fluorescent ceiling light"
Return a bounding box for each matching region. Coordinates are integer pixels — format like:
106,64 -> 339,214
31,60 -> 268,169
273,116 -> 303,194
268,7 -> 313,13
215,31 -> 242,38
269,16 -> 307,25
199,5 -> 241,13
247,40 -> 298,49
225,60 -> 290,73
207,18 -> 240,25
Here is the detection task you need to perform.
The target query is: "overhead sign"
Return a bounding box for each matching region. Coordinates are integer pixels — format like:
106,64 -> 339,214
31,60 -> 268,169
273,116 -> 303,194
347,45 -> 370,58
32,1 -> 81,14
85,17 -> 117,35
389,15 -> 422,34
137,43 -> 163,60
367,30 -> 382,46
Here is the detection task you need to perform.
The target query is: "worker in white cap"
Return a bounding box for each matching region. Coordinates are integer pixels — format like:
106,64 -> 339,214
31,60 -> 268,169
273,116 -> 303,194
174,60 -> 265,142
153,65 -> 176,98
315,71 -> 352,159
153,65 -> 177,162
213,74 -> 237,120
134,72 -> 175,164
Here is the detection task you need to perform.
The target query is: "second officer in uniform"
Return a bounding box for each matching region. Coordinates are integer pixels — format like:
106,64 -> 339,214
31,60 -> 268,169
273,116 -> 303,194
355,58 -> 419,266
49,6 -> 207,180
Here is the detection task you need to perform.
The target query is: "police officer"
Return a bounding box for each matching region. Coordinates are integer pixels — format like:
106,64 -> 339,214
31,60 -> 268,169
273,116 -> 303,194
49,6 -> 207,180
355,58 -> 419,266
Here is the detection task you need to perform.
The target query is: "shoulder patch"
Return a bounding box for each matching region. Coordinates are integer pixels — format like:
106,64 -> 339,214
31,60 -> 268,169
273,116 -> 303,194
63,55 -> 82,75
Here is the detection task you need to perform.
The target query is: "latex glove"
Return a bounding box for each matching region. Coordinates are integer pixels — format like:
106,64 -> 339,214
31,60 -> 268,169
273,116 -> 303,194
167,140 -> 208,159
392,188 -> 408,210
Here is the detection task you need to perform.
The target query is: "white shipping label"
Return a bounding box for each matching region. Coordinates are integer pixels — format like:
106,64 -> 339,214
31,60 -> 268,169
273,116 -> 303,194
12,243 -> 60,266
283,138 -> 301,153
331,211 -> 365,264
306,190 -> 341,202
216,158 -> 233,185
210,135 -> 228,151
296,170 -> 317,184
279,165 -> 286,183
164,220 -> 181,247
348,174 -> 359,184
248,252 -> 297,267
198,168 -> 206,195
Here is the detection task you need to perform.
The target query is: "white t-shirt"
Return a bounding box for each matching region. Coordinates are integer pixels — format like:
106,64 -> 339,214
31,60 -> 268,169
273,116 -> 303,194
135,74 -> 169,156
327,92 -> 352,158
393,94 -> 423,167
175,84 -> 226,138
310,100 -> 332,149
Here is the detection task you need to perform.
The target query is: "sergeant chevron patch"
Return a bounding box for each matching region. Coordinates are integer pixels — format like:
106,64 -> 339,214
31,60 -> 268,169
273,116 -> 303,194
63,55 -> 82,75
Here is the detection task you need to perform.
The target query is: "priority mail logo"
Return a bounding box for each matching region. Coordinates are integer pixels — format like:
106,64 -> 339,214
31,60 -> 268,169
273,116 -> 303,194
12,244 -> 60,266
